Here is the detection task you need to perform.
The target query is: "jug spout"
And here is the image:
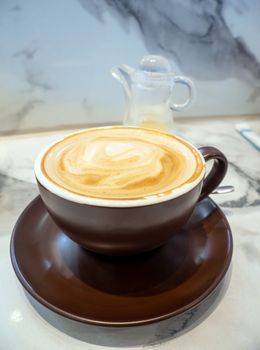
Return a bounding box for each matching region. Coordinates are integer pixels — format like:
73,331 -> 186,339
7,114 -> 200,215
111,64 -> 134,98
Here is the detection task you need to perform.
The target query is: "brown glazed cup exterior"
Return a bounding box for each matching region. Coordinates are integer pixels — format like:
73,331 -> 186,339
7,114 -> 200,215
36,142 -> 227,256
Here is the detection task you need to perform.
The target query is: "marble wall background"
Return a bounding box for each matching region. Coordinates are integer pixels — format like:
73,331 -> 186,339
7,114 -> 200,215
0,0 -> 260,133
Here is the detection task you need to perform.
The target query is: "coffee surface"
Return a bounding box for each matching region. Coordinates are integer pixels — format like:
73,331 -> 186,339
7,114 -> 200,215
42,127 -> 204,200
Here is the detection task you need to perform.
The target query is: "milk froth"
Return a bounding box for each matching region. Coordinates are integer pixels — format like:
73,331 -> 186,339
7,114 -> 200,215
41,127 -> 204,200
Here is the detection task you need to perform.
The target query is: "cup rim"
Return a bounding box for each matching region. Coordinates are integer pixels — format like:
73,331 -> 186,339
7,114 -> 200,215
34,126 -> 206,208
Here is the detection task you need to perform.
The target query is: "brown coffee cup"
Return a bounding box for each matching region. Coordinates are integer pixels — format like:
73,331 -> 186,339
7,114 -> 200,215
35,128 -> 227,256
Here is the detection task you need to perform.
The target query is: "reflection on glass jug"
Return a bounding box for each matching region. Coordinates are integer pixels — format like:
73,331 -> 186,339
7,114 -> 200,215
112,55 -> 194,132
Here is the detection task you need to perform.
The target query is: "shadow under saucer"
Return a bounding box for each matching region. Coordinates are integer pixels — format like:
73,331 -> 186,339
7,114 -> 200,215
26,266 -> 232,347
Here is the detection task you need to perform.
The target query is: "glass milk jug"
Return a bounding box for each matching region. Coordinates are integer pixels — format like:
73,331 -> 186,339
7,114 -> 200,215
111,55 -> 194,132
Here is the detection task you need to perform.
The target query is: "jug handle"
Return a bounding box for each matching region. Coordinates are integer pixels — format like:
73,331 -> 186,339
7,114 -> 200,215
169,76 -> 195,111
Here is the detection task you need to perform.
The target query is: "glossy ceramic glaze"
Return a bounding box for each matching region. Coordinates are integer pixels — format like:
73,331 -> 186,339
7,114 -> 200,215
10,196 -> 233,327
37,181 -> 203,256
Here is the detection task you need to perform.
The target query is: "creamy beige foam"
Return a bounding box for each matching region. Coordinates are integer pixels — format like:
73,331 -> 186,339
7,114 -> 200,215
41,127 -> 204,200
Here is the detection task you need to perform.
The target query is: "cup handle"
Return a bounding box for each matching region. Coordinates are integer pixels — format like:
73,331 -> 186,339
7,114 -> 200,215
169,76 -> 195,111
198,146 -> 228,201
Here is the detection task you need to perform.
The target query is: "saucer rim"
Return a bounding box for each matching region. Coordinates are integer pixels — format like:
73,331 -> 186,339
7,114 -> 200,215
10,195 -> 233,327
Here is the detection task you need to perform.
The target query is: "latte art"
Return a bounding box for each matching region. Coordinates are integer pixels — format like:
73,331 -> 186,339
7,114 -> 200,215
42,127 -> 204,200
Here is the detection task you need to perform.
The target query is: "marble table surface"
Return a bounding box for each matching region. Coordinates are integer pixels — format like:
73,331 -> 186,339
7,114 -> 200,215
0,117 -> 260,349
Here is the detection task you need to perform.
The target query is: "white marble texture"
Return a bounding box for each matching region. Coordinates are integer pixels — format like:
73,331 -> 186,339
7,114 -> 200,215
0,117 -> 260,349
0,0 -> 260,133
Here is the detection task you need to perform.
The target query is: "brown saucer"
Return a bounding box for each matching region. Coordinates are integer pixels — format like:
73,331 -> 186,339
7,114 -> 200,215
10,196 -> 232,327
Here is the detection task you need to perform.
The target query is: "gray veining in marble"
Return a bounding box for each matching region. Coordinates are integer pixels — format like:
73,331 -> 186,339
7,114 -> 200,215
13,46 -> 53,93
6,99 -> 44,130
221,162 -> 260,208
80,0 -> 260,96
